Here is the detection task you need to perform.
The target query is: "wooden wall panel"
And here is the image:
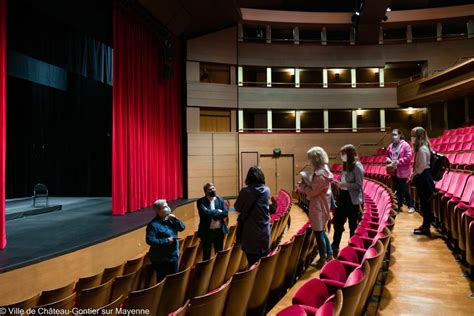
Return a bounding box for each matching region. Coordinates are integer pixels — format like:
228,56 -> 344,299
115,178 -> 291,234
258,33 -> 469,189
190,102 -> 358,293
187,27 -> 237,65
187,82 -> 238,108
187,107 -> 200,132
238,39 -> 474,73
188,133 -> 213,156
213,133 -> 238,155
238,87 -> 398,109
187,132 -> 239,198
238,132 -> 391,189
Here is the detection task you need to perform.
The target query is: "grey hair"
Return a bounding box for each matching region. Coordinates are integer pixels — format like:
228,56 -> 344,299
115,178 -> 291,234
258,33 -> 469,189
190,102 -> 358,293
153,199 -> 167,209
307,146 -> 329,169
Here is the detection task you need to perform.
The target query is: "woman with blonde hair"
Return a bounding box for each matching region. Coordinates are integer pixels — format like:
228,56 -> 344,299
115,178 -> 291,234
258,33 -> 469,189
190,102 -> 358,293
332,144 -> 364,255
410,126 -> 435,236
297,146 -> 334,268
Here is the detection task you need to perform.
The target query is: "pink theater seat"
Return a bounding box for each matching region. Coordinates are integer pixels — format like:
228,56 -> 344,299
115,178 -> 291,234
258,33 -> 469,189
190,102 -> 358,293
276,305 -> 307,316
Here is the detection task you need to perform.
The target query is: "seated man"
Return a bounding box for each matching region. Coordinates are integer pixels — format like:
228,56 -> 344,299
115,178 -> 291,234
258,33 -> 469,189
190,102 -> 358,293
197,183 -> 229,260
146,199 -> 185,282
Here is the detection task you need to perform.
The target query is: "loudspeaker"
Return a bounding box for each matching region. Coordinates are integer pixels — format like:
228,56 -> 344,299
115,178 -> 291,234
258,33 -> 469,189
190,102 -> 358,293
273,148 -> 281,157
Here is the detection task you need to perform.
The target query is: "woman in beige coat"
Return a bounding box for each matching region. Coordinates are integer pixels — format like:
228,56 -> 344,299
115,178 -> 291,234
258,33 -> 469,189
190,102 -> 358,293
297,146 -> 334,268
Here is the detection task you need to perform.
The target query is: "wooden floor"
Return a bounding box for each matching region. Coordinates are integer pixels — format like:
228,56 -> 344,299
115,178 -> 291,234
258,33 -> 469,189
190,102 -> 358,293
269,204 -> 474,315
378,207 -> 474,315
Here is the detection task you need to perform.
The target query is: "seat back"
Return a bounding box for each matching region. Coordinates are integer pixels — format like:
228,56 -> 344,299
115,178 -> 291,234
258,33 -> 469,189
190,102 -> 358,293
1,293 -> 40,312
188,256 -> 216,298
110,270 -> 140,302
136,264 -> 157,290
102,263 -> 125,284
76,278 -> 114,309
247,248 -> 281,314
320,259 -> 347,283
459,176 -> 474,204
224,261 -> 260,316
284,231 -> 305,289
337,246 -> 359,263
124,254 -> 145,275
355,241 -> 384,316
267,239 -> 295,309
340,261 -> 369,316
97,295 -> 125,316
38,281 -> 75,306
224,225 -> 237,249
169,299 -> 190,316
225,244 -> 243,281
292,278 -> 329,308
75,271 -> 104,291
208,247 -> 232,291
179,244 -> 199,271
32,292 -> 76,314
157,266 -> 192,316
125,278 -> 165,316
188,278 -> 232,316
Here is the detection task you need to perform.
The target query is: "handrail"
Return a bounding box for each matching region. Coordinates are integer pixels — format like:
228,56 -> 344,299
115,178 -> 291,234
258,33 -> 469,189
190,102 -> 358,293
356,131 -> 390,153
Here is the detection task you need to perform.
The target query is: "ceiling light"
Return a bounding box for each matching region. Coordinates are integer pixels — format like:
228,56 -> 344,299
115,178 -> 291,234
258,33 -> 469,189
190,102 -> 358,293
355,11 -> 360,16
356,108 -> 364,116
386,7 -> 391,12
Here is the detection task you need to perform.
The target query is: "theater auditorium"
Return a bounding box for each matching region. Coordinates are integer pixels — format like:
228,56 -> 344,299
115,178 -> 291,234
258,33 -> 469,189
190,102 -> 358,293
0,0 -> 473,315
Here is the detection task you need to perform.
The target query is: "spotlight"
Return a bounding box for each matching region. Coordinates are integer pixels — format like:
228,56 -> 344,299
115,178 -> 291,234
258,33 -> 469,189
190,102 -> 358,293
355,11 -> 360,16
386,7 -> 391,12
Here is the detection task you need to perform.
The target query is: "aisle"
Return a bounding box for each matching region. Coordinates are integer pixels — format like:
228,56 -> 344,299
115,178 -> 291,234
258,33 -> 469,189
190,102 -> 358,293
270,204 -> 474,315
378,207 -> 474,315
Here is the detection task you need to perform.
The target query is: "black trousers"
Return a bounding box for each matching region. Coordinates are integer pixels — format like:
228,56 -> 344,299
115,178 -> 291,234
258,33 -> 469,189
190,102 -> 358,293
152,259 -> 179,282
391,176 -> 414,209
201,229 -> 224,260
332,190 -> 360,250
245,250 -> 269,267
414,169 -> 435,229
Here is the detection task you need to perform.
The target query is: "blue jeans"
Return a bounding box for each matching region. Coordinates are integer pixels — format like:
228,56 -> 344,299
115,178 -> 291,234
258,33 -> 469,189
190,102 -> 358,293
315,230 -> 333,259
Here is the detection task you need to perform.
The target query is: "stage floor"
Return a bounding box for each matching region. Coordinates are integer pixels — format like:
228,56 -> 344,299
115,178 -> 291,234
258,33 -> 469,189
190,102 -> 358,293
0,197 -> 191,273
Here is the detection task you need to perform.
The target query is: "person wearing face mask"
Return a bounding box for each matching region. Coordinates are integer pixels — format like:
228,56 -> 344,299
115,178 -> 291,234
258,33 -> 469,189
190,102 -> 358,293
197,183 -> 229,260
297,146 -> 334,269
386,129 -> 415,213
332,144 -> 364,256
410,126 -> 435,236
146,199 -> 186,281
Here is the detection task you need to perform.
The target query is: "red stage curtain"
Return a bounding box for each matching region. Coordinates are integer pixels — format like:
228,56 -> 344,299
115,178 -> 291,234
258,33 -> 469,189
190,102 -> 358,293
0,0 -> 6,249
112,3 -> 182,215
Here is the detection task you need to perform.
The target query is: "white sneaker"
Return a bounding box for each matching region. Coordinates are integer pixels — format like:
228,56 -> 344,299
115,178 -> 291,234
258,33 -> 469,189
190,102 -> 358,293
408,207 -> 415,214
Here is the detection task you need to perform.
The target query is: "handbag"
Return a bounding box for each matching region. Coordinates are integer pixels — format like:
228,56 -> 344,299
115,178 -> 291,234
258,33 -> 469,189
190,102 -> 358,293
236,193 -> 261,244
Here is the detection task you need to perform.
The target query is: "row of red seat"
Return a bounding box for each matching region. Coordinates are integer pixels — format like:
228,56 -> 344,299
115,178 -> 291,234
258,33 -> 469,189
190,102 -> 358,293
441,126 -> 474,137
433,170 -> 474,271
277,180 -> 396,316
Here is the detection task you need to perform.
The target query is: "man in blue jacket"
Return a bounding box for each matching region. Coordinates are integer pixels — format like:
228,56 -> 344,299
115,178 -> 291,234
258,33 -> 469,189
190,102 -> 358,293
146,199 -> 185,281
197,183 -> 229,260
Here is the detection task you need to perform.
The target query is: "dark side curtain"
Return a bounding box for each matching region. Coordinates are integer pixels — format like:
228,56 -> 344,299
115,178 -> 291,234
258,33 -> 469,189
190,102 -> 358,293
112,2 -> 182,215
1,0 -> 7,249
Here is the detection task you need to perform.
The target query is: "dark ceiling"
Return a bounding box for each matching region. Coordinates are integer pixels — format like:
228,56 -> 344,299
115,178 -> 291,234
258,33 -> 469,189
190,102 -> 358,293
136,0 -> 474,40
238,0 -> 474,12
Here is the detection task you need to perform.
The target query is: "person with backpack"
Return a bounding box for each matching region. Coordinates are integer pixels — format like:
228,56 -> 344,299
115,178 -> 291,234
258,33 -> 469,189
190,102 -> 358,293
410,126 -> 435,236
386,129 -> 415,213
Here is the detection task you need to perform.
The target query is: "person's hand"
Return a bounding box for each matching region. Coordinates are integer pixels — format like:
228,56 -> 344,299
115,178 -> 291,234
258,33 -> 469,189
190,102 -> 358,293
336,181 -> 348,189
168,213 -> 176,218
167,237 -> 175,244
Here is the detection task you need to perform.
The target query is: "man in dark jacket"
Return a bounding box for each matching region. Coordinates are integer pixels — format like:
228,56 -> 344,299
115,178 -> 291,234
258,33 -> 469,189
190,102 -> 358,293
146,199 -> 185,282
196,183 -> 229,260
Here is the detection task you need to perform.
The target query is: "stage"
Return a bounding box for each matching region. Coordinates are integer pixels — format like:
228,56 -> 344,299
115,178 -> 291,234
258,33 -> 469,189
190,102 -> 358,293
0,197 -> 192,273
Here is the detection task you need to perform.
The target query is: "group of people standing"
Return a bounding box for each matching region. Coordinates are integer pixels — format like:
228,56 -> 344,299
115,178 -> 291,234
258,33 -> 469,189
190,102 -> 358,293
145,126 -> 436,278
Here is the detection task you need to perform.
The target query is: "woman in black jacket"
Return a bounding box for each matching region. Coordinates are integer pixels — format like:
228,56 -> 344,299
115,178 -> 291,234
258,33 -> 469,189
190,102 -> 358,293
235,166 -> 271,266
